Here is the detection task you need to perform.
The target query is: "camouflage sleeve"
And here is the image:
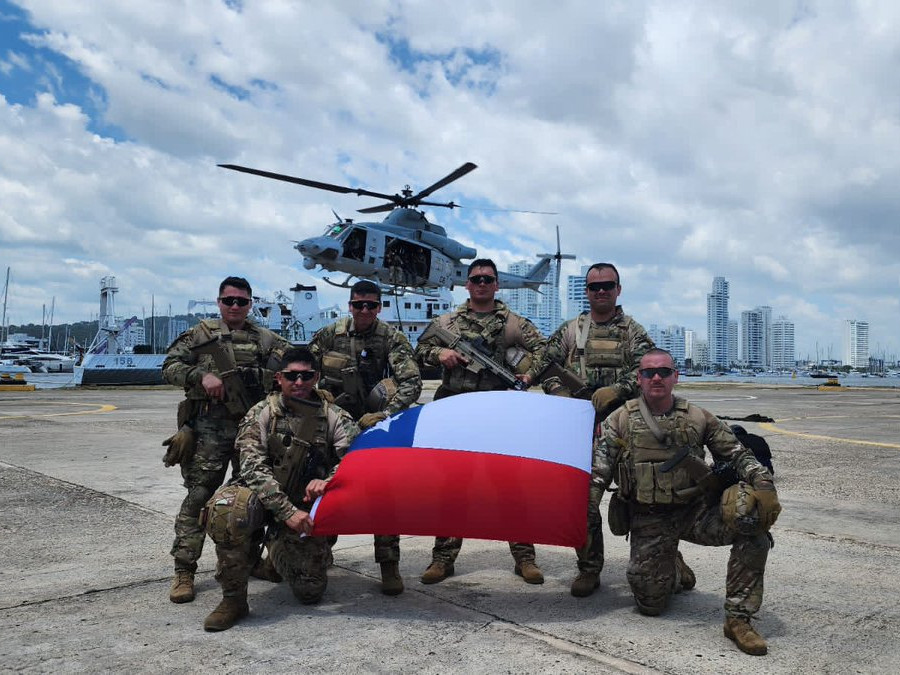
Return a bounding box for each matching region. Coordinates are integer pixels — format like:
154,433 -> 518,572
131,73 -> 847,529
308,324 -> 335,360
162,327 -> 205,389
236,401 -> 297,522
613,319 -> 655,400
385,330 -> 422,415
703,409 -> 773,486
517,316 -> 548,381
325,403 -> 360,468
414,317 -> 450,367
262,332 -> 292,372
534,320 -> 569,392
589,408 -> 628,509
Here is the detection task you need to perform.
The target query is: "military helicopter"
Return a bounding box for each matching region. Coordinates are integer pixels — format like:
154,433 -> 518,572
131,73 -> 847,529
218,162 -> 556,293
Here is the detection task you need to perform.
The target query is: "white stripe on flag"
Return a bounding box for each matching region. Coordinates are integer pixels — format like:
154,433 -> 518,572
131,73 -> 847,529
411,390 -> 593,472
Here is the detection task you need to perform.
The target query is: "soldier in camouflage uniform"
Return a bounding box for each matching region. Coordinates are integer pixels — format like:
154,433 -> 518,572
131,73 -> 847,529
531,262 -> 666,597
162,276 -> 290,604
594,348 -> 781,655
415,259 -> 547,585
202,347 -> 359,631
309,280 -> 422,596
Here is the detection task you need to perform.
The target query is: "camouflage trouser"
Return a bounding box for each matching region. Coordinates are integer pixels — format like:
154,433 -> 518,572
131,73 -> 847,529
374,535 -> 400,563
627,501 -> 769,618
575,486 -> 605,575
214,524 -> 331,605
170,408 -> 239,572
432,537 -> 536,566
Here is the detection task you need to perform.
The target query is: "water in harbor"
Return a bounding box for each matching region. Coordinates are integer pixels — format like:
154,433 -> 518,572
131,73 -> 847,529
682,373 -> 900,388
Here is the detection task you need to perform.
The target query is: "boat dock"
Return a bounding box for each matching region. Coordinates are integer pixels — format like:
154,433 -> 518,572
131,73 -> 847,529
1,382 -> 898,672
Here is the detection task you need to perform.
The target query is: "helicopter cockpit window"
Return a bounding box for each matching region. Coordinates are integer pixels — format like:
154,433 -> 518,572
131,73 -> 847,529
342,228 -> 367,261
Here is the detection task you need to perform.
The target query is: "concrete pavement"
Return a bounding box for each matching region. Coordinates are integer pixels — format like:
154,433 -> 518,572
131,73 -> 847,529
1,382 -> 898,673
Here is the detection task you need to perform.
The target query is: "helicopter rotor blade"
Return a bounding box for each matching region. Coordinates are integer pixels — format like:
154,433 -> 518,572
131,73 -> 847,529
218,164 -> 396,201
446,203 -> 558,215
357,202 -> 398,214
408,162 -> 478,202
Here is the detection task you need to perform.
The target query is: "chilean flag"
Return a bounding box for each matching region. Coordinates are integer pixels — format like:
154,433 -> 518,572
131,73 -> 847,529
310,391 -> 594,547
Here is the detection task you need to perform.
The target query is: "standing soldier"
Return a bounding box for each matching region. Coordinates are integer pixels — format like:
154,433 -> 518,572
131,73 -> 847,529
162,276 -> 289,604
202,347 -> 359,631
594,348 -> 780,655
415,259 -> 547,585
308,280 -> 422,595
532,262 -> 679,597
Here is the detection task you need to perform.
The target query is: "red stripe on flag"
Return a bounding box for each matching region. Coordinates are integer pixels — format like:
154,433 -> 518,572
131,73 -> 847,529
311,447 -> 588,548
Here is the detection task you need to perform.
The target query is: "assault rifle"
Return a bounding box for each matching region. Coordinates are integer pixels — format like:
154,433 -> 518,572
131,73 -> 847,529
431,326 -> 527,391
536,362 -> 596,399
659,448 -> 738,502
190,335 -> 257,417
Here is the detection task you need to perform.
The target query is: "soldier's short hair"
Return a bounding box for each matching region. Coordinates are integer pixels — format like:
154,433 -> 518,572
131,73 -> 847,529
585,263 -> 620,285
219,276 -> 252,296
467,258 -> 498,277
280,347 -> 318,371
350,280 -> 381,300
642,347 -> 675,366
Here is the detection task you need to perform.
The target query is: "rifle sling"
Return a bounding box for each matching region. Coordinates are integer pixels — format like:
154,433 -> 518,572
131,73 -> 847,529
636,395 -> 669,445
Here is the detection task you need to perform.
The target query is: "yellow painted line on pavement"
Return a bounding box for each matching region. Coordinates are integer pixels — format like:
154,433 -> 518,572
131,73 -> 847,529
759,420 -> 900,450
0,402 -> 117,420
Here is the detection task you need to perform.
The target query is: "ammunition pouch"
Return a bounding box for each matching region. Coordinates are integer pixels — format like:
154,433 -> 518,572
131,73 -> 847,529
720,482 -> 761,535
633,461 -> 695,505
320,351 -> 364,416
607,492 -> 631,536
505,346 -> 532,375
202,484 -> 265,546
161,424 -> 196,467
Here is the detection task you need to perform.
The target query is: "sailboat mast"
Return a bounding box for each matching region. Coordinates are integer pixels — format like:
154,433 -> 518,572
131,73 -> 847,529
1,267 -> 9,344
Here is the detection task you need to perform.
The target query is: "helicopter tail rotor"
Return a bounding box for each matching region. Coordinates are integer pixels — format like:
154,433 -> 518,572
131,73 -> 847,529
536,226 -> 576,287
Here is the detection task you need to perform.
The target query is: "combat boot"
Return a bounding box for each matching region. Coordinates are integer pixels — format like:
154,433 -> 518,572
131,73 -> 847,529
570,571 -> 600,597
250,556 -> 282,583
380,561 -> 404,596
420,561 -> 454,584
514,560 -> 545,584
203,595 -> 249,632
676,551 -> 696,591
169,570 -> 195,604
724,617 -> 768,655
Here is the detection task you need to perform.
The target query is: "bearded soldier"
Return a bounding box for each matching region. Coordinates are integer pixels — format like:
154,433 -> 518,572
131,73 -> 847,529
308,279 -> 422,595
595,348 -> 781,655
415,258 -> 547,585
162,276 -> 290,604
531,262 -> 684,597
202,347 -> 359,631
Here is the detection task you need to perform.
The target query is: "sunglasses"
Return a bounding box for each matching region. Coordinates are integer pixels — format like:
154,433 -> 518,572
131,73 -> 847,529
468,274 -> 496,285
349,300 -> 381,310
219,296 -> 251,307
280,370 -> 318,382
639,367 -> 676,379
586,281 -> 618,292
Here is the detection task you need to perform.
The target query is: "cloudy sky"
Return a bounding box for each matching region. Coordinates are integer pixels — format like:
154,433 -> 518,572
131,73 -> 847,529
1,0 -> 898,361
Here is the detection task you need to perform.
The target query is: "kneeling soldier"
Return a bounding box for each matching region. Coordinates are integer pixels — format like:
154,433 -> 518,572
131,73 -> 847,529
595,348 -> 781,655
202,347 -> 359,631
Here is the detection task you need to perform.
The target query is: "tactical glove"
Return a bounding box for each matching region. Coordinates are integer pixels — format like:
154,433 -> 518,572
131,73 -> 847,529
315,388 -> 335,403
752,480 -> 781,530
591,386 -> 619,413
162,425 -> 196,467
548,384 -> 573,398
358,411 -> 388,429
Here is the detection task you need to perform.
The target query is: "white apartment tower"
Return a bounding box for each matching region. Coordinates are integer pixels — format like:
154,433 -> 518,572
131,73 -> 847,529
707,276 -> 730,367
771,316 -> 795,369
843,320 -> 869,369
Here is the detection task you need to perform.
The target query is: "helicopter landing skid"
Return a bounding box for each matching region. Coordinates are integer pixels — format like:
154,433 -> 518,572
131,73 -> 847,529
321,275 -> 357,289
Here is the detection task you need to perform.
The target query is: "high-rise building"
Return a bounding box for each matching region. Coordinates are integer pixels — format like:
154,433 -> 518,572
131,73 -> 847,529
706,276 -> 729,367
843,320 -> 869,368
167,318 -> 188,345
684,329 -> 696,368
565,265 -> 591,318
728,320 -> 738,367
771,316 -> 795,369
740,306 -> 773,368
693,339 -> 709,368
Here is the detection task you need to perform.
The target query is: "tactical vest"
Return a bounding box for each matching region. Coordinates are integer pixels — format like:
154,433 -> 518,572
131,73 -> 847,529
563,313 -> 628,388
617,397 -> 708,505
187,318 -> 277,404
318,317 -> 392,418
437,302 -> 525,393
264,392 -> 332,507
